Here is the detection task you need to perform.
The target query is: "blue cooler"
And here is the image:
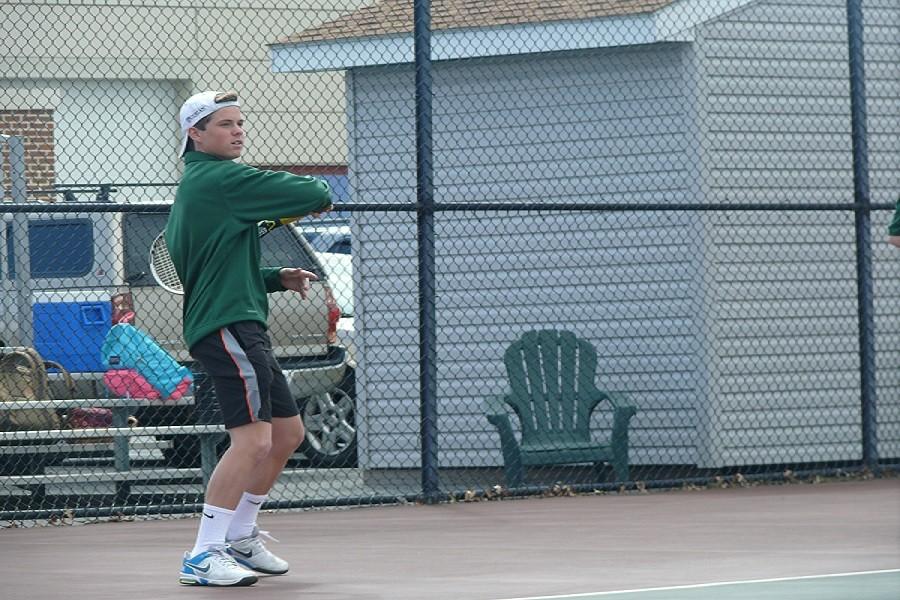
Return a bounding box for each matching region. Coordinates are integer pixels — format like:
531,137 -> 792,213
32,291 -> 111,373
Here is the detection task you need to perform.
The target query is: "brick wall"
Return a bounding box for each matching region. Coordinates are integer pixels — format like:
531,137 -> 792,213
0,110 -> 55,202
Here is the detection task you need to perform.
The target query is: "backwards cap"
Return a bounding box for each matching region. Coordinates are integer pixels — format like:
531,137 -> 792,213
178,91 -> 240,156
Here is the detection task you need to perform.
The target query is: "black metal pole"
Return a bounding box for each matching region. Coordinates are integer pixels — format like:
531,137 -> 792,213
846,0 -> 878,470
414,0 -> 440,501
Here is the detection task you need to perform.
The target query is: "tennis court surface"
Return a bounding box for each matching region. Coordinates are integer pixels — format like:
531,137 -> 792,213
1,478 -> 897,600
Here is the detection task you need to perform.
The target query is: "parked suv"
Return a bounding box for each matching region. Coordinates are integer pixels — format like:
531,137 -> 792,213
0,206 -> 355,468
292,220 -> 357,468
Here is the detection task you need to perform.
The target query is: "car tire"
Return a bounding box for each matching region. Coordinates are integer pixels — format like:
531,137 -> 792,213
296,370 -> 357,468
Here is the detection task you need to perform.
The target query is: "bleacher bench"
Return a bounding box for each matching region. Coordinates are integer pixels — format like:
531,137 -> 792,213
0,396 -> 224,492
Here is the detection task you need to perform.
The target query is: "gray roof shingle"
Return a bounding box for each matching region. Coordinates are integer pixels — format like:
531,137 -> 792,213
278,0 -> 675,44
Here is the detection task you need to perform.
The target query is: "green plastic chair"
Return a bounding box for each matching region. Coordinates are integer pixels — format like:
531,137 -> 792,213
483,330 -> 637,487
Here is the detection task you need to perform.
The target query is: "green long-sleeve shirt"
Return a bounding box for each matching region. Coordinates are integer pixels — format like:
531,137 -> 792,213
166,151 -> 332,349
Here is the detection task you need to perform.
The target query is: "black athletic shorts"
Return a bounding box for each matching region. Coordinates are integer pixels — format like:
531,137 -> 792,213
189,321 -> 298,429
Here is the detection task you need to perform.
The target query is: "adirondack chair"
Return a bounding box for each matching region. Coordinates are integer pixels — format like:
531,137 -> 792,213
483,330 -> 637,487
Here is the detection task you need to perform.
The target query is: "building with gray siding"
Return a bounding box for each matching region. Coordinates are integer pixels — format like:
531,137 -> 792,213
272,0 -> 900,470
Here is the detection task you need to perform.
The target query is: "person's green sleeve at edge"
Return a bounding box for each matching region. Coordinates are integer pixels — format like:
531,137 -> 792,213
890,196 -> 900,236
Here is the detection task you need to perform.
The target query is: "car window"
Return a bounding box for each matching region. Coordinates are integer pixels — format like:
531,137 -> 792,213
302,232 -> 324,250
123,212 -> 169,286
261,226 -> 321,276
124,213 -> 322,285
6,218 -> 94,279
328,238 -> 352,255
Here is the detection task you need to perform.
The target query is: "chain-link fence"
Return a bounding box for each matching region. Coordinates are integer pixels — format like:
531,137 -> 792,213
1,0 -> 898,521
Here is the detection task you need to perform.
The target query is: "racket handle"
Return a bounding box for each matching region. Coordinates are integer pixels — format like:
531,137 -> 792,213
257,216 -> 303,238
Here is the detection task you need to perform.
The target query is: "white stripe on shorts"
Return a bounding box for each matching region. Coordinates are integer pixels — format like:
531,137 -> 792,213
219,327 -> 261,421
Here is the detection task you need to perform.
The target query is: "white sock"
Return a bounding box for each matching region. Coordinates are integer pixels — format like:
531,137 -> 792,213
226,492 -> 268,541
190,504 -> 235,557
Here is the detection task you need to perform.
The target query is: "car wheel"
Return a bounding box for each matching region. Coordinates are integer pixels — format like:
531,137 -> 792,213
297,371 -> 357,468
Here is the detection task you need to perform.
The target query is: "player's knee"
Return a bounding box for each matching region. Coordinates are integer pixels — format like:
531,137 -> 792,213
294,419 -> 305,448
271,419 -> 304,456
247,437 -> 273,463
284,422 -> 305,453
230,429 -> 273,463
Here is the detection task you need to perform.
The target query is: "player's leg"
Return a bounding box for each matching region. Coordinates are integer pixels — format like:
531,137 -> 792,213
226,347 -> 302,575
180,324 -> 276,586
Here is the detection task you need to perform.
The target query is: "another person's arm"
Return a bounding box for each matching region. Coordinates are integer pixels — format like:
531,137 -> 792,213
889,196 -> 900,248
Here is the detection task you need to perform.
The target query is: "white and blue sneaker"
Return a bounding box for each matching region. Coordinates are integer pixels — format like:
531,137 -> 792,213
226,527 -> 289,575
179,547 -> 258,586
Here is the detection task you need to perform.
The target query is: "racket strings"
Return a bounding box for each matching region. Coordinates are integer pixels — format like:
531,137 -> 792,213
149,235 -> 184,293
150,216 -> 294,295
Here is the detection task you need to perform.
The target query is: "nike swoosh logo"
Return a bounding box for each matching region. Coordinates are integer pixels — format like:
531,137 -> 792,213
230,548 -> 253,559
189,562 -> 211,573
203,512 -> 214,519
248,500 -> 262,505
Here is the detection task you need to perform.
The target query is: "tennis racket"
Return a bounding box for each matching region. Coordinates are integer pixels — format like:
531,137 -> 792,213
149,217 -> 299,294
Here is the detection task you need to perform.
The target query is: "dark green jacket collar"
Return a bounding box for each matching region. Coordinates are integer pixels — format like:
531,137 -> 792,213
183,151 -> 229,164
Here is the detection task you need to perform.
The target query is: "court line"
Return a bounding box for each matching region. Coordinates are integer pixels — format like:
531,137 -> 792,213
493,568 -> 900,600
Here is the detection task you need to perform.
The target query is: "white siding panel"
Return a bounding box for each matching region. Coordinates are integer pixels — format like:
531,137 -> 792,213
719,353 -> 858,376
874,210 -> 900,461
717,280 -> 860,302
694,0 -> 899,465
720,389 -> 866,410
698,0 -> 899,205
352,46 -> 705,468
722,407 -> 860,429
720,444 -> 861,464
716,317 -> 859,339
713,262 -> 857,282
869,0 -> 900,461
721,371 -> 861,398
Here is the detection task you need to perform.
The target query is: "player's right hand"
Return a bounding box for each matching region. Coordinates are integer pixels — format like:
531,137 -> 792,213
309,203 -> 333,219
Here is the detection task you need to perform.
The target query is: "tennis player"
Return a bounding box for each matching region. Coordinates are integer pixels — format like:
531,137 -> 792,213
167,90 -> 332,587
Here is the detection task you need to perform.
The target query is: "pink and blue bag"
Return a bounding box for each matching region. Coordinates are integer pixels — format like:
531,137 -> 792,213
100,324 -> 192,400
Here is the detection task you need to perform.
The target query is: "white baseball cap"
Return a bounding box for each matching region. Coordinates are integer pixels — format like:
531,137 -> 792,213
178,90 -> 240,156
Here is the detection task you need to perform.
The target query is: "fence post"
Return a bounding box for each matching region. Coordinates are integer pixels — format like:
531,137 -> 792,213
2,135 -> 35,348
845,0 -> 878,470
414,0 -> 440,501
